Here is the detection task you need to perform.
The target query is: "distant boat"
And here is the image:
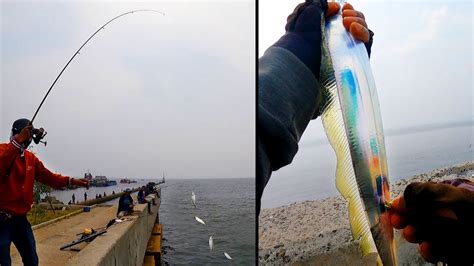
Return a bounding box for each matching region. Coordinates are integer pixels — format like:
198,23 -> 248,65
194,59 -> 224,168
120,178 -> 137,184
84,170 -> 93,181
91,176 -> 117,187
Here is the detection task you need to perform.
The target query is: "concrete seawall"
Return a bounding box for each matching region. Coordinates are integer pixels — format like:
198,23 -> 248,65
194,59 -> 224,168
66,193 -> 161,265
78,187 -> 141,206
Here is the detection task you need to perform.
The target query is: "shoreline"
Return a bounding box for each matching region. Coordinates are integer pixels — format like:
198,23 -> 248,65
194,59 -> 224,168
258,161 -> 474,265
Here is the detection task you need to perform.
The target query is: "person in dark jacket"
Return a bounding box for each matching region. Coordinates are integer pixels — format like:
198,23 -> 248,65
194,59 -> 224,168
137,187 -> 146,204
0,118 -> 89,266
117,189 -> 134,217
137,187 -> 153,214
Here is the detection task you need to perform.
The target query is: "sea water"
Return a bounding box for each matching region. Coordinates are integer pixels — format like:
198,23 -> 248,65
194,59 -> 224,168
159,178 -> 255,265
261,124 -> 473,209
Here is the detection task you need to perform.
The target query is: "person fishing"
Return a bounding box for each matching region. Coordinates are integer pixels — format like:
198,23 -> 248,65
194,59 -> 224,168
0,118 -> 89,266
258,1 -> 474,264
257,0 -> 373,213
117,189 -> 134,217
137,186 -> 153,214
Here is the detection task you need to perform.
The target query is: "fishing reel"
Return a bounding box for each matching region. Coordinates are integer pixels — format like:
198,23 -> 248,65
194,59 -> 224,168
32,127 -> 47,146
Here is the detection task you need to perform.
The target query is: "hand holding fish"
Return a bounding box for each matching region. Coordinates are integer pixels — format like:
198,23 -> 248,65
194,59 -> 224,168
287,1 -> 370,43
339,3 -> 370,43
388,181 -> 474,264
273,1 -> 372,79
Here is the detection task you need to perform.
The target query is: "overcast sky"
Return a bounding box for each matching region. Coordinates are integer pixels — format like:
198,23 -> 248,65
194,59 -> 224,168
0,1 -> 255,179
260,0 -> 472,146
265,0 -> 472,130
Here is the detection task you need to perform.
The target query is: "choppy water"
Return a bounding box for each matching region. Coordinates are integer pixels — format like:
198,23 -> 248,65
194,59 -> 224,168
159,178 -> 255,265
262,124 -> 473,208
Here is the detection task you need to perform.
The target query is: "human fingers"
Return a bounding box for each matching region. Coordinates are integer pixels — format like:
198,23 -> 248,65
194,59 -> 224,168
17,125 -> 33,143
389,212 -> 407,229
388,196 -> 409,229
390,196 -> 406,211
349,21 -> 370,43
325,2 -> 340,18
22,125 -> 33,134
342,9 -> 365,19
402,225 -> 419,243
342,3 -> 354,12
79,179 -> 89,189
343,16 -> 367,29
419,242 -> 436,263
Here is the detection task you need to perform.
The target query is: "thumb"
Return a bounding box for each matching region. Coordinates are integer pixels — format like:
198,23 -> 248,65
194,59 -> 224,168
325,2 -> 340,17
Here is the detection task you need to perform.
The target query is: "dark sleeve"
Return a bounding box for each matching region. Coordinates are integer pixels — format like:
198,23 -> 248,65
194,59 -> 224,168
257,47 -> 324,213
117,197 -> 124,215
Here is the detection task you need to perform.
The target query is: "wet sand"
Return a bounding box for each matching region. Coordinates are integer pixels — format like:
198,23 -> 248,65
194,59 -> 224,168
258,162 -> 474,265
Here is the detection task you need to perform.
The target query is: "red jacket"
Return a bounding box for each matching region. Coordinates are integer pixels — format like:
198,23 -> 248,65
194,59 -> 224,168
0,142 -> 70,215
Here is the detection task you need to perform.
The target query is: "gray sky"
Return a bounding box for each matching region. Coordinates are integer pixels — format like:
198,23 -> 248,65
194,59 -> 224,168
1,1 -> 255,179
260,0 -> 473,143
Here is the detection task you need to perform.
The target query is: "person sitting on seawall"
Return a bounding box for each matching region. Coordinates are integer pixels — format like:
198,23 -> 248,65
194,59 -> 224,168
117,189 -> 134,217
0,118 -> 89,266
137,186 -> 153,214
257,0 -> 474,264
145,183 -> 158,205
138,186 -> 146,203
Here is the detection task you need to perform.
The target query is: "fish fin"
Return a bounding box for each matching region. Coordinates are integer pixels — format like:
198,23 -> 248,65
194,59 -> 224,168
320,67 -> 377,258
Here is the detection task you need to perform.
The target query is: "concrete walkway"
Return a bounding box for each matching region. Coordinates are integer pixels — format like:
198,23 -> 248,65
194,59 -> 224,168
11,205 -> 117,265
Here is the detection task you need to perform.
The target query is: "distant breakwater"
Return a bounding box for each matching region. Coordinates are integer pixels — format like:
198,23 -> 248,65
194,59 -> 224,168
77,187 -> 141,206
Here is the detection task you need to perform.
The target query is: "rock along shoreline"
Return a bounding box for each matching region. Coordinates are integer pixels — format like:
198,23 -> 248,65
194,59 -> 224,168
258,161 -> 474,265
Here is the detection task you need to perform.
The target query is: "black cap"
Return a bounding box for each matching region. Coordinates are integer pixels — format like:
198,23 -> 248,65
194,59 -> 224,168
12,118 -> 31,135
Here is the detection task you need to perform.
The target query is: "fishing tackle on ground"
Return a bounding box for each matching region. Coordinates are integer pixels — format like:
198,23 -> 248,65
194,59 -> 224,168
28,9 -> 164,146
320,1 -> 397,265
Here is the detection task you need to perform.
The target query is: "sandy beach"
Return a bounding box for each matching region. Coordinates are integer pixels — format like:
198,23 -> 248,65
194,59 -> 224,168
258,161 -> 474,265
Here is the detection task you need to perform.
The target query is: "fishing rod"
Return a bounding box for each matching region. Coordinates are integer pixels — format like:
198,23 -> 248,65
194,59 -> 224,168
29,9 -> 164,145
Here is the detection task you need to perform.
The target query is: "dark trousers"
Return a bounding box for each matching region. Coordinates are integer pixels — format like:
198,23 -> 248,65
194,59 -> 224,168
0,215 -> 39,266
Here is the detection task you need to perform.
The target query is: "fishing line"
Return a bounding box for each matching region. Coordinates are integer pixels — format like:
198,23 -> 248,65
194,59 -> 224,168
30,9 -> 165,124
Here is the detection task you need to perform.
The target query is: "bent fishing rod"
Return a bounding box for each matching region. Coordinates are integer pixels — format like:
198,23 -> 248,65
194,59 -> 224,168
28,9 -> 164,145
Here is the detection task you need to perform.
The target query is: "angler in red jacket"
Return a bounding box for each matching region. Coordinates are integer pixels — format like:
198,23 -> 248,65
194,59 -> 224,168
0,118 -> 89,266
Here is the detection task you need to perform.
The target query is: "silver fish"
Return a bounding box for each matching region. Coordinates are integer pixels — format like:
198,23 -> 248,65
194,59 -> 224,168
195,216 -> 206,225
224,252 -> 232,260
319,1 -> 397,265
209,235 -> 214,251
191,191 -> 197,208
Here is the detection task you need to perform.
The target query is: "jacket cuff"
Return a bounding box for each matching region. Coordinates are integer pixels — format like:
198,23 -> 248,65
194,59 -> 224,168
11,139 -> 23,151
